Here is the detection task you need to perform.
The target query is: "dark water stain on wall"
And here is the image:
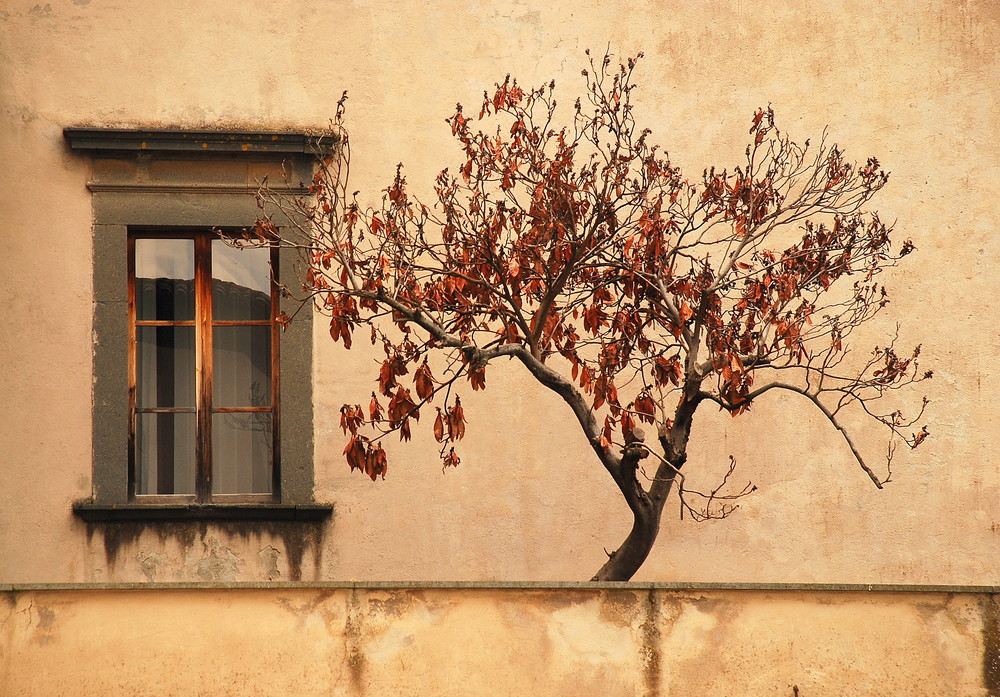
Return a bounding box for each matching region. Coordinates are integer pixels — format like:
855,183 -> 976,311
85,519 -> 326,581
641,588 -> 663,697
344,588 -> 366,693
984,594 -> 1000,697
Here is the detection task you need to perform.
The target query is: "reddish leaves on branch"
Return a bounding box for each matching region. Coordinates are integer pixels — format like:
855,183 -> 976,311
344,435 -> 388,481
388,386 -> 418,441
652,356 -> 683,388
260,51 -> 928,489
414,361 -> 435,401
433,398 -> 467,444
633,392 -> 657,424
449,398 -> 467,441
340,404 -> 364,436
442,448 -> 461,468
467,365 -> 487,391
369,393 -> 383,422
433,409 -> 445,442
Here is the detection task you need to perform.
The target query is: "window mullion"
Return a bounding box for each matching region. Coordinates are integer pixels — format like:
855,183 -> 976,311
195,233 -> 213,502
126,234 -> 138,500
270,244 -> 281,499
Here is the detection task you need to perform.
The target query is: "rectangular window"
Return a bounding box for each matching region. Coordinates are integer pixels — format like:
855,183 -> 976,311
68,128 -> 327,521
129,230 -> 279,502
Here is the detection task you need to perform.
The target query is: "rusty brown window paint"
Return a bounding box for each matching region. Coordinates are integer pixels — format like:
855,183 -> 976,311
128,230 -> 280,502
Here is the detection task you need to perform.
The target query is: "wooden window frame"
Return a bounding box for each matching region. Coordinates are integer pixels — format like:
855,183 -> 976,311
128,228 -> 281,504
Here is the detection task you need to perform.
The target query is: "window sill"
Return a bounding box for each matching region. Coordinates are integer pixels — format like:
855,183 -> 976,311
73,501 -> 333,522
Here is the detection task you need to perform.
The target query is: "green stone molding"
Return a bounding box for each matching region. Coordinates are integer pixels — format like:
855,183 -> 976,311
64,128 -> 335,154
67,128 -> 324,513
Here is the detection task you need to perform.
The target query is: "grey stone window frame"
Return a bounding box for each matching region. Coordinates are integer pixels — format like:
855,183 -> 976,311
65,129 -> 331,522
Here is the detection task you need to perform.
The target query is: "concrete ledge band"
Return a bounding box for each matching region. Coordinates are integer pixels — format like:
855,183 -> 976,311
5,581 -> 1000,593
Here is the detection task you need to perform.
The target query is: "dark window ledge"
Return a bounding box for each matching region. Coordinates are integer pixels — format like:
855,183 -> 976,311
73,502 -> 333,522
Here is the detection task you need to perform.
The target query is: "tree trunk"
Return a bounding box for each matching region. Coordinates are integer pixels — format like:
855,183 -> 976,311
590,501 -> 661,581
590,440 -> 683,581
590,406 -> 695,582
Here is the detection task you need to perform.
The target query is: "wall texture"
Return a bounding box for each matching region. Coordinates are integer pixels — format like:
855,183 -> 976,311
0,0 -> 998,585
2,584 -> 999,697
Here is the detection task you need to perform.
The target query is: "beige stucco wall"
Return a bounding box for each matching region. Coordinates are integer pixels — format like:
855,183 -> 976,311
1,0 -> 998,584
2,585 -> 997,696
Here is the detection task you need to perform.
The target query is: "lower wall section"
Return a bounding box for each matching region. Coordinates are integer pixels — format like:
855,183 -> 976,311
1,585 -> 996,696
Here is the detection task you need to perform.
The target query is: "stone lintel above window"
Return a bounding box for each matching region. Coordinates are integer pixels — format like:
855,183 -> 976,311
64,127 -> 336,155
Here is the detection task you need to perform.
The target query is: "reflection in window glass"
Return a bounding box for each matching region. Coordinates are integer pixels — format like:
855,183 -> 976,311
135,238 -> 195,321
212,241 -> 271,321
213,326 -> 271,408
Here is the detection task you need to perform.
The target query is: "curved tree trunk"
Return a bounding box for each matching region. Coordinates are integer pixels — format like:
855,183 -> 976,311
591,501 -> 660,581
590,439 -> 684,581
510,348 -> 699,582
592,396 -> 698,581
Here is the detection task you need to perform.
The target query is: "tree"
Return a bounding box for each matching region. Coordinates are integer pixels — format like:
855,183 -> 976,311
252,52 -> 930,581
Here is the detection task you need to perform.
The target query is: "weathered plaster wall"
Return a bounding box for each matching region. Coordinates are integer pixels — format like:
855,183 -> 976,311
0,0 -> 998,583
1,585 -> 997,696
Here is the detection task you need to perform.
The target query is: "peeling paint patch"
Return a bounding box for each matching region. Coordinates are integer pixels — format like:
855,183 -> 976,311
661,596 -> 720,665
31,604 -> 55,646
367,591 -> 418,620
196,538 -> 241,582
923,597 -> 981,688
137,551 -> 167,582
258,546 -> 281,581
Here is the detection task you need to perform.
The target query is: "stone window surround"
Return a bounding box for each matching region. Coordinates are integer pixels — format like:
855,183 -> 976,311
64,128 -> 331,522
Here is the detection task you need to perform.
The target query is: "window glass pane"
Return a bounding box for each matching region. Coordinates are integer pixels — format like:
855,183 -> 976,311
136,412 -> 196,495
212,413 -> 273,494
212,241 -> 271,321
213,326 -> 271,407
135,238 -> 195,321
137,327 -> 196,408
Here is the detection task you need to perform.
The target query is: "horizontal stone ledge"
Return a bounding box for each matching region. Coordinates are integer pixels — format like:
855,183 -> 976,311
72,501 -> 333,522
6,580 -> 1000,594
